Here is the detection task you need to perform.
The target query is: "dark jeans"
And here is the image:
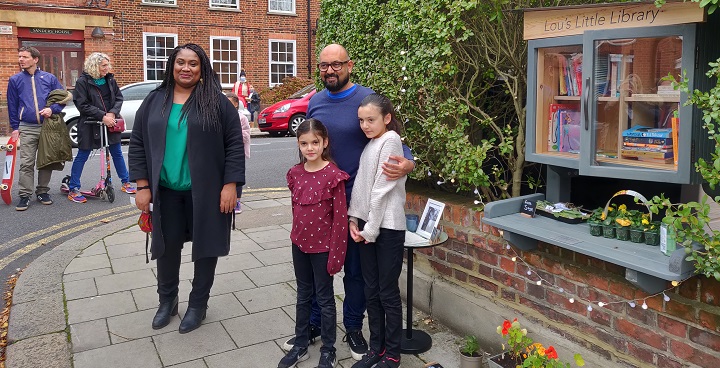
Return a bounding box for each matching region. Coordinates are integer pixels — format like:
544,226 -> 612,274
69,143 -> 129,190
156,186 -> 218,308
292,245 -> 336,353
309,233 -> 366,331
357,220 -> 405,359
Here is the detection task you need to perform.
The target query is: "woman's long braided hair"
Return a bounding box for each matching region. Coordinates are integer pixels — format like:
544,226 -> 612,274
158,43 -> 222,131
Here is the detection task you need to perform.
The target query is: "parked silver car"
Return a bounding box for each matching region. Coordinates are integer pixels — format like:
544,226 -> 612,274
63,81 -> 250,147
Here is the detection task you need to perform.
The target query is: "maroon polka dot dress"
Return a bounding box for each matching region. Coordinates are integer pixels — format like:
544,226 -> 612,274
287,162 -> 349,275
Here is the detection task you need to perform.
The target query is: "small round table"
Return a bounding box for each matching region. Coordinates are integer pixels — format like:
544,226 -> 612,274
401,231 -> 448,354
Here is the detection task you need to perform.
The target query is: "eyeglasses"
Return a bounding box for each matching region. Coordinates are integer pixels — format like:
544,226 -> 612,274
318,60 -> 349,72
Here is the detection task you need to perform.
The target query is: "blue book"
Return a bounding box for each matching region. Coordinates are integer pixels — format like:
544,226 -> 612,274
622,126 -> 672,139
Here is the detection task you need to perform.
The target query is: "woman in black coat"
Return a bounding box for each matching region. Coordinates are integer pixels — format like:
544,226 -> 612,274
129,43 -> 245,334
67,52 -> 135,203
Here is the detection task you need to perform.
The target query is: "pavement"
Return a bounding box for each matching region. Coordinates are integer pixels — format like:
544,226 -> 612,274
5,189 -> 466,368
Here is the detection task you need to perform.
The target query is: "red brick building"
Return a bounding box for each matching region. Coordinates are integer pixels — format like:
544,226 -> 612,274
0,0 -> 319,134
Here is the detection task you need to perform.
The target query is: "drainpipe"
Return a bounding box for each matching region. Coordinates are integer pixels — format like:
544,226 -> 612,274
307,0 -> 312,77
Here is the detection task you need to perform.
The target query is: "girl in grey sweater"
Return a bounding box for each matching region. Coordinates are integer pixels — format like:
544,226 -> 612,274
348,94 -> 406,368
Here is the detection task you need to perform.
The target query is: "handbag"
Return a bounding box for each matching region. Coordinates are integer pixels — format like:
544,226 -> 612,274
93,84 -> 124,133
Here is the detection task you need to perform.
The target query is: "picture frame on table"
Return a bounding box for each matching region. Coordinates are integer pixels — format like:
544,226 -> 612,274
416,198 -> 445,239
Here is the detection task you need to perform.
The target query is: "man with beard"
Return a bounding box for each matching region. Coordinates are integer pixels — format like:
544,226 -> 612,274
282,43 -> 414,364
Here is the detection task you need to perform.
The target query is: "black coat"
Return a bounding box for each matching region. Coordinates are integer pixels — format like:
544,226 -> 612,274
73,72 -> 123,150
128,87 -> 245,261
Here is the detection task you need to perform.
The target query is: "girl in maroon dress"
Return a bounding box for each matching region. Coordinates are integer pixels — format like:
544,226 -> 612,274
280,118 -> 349,368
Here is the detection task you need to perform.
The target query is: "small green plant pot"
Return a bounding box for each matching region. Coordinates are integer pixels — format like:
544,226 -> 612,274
629,229 -> 645,243
644,230 -> 660,246
602,224 -> 616,238
616,226 -> 630,241
588,221 -> 603,237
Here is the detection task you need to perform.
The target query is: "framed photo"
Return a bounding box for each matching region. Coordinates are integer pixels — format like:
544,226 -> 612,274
416,198 -> 445,239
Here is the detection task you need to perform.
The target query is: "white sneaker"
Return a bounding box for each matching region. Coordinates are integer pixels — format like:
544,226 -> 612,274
234,201 -> 242,214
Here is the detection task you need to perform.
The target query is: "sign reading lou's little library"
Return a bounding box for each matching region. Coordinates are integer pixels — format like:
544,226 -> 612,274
524,2 -> 705,40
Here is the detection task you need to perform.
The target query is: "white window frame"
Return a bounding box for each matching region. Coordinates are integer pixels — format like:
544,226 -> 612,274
143,33 -> 178,82
210,36 -> 241,88
209,0 -> 238,10
141,0 -> 176,6
268,0 -> 295,14
268,39 -> 296,87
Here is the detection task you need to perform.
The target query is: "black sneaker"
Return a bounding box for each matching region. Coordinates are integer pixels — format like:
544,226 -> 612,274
376,356 -> 400,368
277,345 -> 308,368
15,196 -> 30,211
37,193 -> 53,205
344,330 -> 369,361
317,350 -> 336,368
351,349 -> 383,368
282,324 -> 321,351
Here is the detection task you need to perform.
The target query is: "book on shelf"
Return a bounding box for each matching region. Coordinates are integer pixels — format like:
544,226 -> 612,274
622,136 -> 673,145
547,103 -> 579,152
622,142 -> 673,149
559,109 -> 581,153
657,85 -> 680,95
609,54 -> 621,98
621,149 -> 674,159
622,126 -> 673,139
595,55 -> 609,98
671,117 -> 679,165
556,53 -> 582,97
622,156 -> 675,164
558,55 -> 568,96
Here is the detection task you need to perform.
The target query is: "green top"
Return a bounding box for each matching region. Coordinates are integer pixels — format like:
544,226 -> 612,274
160,103 -> 191,190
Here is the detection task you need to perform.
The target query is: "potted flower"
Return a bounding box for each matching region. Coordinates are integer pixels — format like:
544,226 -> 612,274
601,204 -> 617,238
459,335 -> 484,368
628,210 -> 646,243
492,318 -> 585,368
614,204 -> 631,241
644,219 -> 661,246
587,207 -> 604,236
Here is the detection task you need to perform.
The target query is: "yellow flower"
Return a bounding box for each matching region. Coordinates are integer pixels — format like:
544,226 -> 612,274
616,218 -> 631,227
642,218 -> 649,225
619,204 -> 627,212
537,346 -> 546,356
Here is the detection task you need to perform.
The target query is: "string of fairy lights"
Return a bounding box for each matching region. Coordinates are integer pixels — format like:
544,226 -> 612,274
501,236 -> 687,310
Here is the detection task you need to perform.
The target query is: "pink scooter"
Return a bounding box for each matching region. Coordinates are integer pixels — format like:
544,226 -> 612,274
60,121 -> 115,203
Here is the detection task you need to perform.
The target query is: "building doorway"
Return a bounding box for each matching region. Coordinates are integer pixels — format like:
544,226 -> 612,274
20,40 -> 84,89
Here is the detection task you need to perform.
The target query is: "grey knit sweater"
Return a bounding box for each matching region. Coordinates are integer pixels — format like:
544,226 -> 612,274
348,130 -> 407,242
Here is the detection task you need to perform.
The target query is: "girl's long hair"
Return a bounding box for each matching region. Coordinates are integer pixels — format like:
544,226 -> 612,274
295,118 -> 333,164
359,93 -> 402,134
158,43 -> 222,131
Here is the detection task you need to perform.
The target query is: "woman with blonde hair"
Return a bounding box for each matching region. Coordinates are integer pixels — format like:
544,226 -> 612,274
67,52 -> 135,203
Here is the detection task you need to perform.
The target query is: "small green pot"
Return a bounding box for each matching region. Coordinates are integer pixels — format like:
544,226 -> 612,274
644,230 -> 660,246
629,229 -> 644,243
616,226 -> 630,241
602,224 -> 616,238
588,221 -> 603,237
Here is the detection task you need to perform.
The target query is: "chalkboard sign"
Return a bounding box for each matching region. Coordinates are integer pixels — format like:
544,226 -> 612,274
520,199 -> 537,218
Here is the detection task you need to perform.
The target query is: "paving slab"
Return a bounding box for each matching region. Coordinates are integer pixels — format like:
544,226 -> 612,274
258,239 -> 290,250
178,293 -> 248,324
64,277 -> 98,300
6,332 -> 71,368
107,308 -> 181,343
103,230 -> 149,245
243,199 -> 284,209
204,341 -> 284,368
110,253 -> 156,273
234,283 -> 297,313
153,322 -> 236,366
73,338 -> 162,368
64,253 -> 110,274
70,319 -> 110,353
132,281 -> 192,310
167,360 -> 208,368
78,242 -> 106,257
245,227 -> 291,243
215,253 -> 264,274
8,294 -> 66,341
227,238 -> 263,255
95,268 -> 157,294
63,267 -> 112,282
222,309 -> 294,348
243,262 -> 295,286
253,247 -> 292,266
106,241 -> 147,259
209,271 -> 256,296
67,291 -> 137,324
243,224 -> 284,233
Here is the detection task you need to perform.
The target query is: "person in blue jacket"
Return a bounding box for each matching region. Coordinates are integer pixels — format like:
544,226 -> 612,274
6,46 -> 65,211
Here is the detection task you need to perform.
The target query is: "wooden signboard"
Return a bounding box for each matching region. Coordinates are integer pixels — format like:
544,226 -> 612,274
520,199 -> 537,218
524,2 -> 705,40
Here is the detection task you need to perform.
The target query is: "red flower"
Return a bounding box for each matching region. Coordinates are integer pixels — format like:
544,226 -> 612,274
501,320 -> 512,336
546,346 -> 558,359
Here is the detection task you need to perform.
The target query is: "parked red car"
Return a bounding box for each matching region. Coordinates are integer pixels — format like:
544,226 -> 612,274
258,84 -> 316,136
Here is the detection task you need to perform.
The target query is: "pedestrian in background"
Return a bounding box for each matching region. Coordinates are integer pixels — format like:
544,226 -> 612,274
129,43 -> 245,334
6,46 -> 66,211
248,87 -> 261,124
226,92 -> 251,214
232,69 -> 253,108
67,52 -> 135,203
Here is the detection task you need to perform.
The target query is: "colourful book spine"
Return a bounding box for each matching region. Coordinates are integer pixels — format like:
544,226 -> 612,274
622,142 -> 673,149
622,137 -> 673,145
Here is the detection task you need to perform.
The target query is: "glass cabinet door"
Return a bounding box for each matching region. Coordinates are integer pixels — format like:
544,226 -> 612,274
581,25 -> 695,183
526,36 -> 584,169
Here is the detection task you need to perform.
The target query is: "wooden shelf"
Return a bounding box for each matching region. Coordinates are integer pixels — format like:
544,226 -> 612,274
595,156 -> 677,171
553,95 -> 581,101
483,194 -> 696,294
626,94 -> 680,103
598,96 -> 620,102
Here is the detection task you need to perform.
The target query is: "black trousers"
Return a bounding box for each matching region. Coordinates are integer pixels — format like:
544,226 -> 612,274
156,186 -> 218,308
292,244 -> 336,353
357,220 -> 405,359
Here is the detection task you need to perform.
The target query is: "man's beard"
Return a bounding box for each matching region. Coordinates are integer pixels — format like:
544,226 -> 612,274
322,72 -> 350,92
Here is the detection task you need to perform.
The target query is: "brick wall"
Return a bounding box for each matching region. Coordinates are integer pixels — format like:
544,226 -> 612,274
406,189 -> 720,368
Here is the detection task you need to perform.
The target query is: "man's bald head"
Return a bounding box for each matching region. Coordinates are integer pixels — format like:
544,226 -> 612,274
320,44 -> 350,61
318,43 -> 354,93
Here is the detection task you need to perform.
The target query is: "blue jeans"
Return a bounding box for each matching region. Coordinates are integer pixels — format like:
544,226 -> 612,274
69,142 -> 129,190
309,233 -> 366,331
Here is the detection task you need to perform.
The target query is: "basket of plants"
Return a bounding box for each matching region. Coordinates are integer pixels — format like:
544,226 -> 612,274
586,190 -> 659,243
534,200 -> 592,224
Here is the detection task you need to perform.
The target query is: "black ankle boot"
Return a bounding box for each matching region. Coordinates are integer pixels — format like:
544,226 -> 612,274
152,296 -> 179,330
179,307 -> 207,334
